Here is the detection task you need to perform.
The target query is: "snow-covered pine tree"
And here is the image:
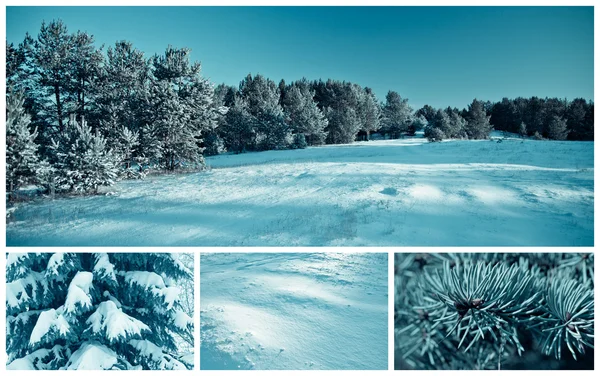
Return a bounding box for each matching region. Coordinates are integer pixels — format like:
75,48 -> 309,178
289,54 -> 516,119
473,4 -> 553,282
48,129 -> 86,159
240,74 -> 291,150
283,84 -> 328,146
6,89 -> 40,200
356,88 -> 381,141
48,115 -> 120,194
147,46 -> 217,170
220,95 -> 257,154
6,252 -> 194,370
465,99 -> 493,139
547,115 -> 569,140
381,90 -> 412,139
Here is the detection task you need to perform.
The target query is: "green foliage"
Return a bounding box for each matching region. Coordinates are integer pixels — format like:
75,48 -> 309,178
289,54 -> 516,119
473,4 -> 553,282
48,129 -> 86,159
395,253 -> 594,370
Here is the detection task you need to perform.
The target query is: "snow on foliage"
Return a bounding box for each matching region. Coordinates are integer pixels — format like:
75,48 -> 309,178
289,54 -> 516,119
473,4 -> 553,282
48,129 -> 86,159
6,271 -> 47,310
86,301 -> 150,341
64,271 -> 93,314
173,310 -> 193,330
129,339 -> 187,370
29,309 -> 70,345
6,253 -> 193,370
93,253 -> 116,282
62,342 -> 119,370
121,270 -> 181,309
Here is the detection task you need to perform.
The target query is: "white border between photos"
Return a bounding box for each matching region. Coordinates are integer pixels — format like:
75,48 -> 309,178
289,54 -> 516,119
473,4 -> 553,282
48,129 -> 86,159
1,1 -> 598,375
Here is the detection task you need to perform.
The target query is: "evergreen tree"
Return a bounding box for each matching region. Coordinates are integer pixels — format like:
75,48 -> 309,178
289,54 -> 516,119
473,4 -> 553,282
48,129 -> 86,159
547,115 -> 569,140
465,99 -> 493,139
381,91 -> 412,139
220,95 -> 256,154
48,115 -> 120,194
395,253 -> 594,370
239,74 -> 291,150
356,88 -> 381,140
6,252 -> 194,370
31,20 -> 75,135
519,121 -> 528,137
6,89 -> 40,199
283,84 -> 328,145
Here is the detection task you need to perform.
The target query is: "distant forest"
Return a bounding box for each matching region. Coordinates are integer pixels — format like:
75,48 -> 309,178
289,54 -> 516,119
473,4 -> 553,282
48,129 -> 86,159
7,20 -> 594,199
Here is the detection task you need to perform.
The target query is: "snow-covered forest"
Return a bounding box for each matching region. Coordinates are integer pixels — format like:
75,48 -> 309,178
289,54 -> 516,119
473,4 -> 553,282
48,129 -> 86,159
200,253 -> 388,370
6,252 -> 194,370
5,19 -> 594,246
6,19 -> 594,200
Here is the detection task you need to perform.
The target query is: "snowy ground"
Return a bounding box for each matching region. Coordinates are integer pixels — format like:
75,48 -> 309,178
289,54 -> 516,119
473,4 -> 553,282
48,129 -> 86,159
6,136 -> 594,246
200,253 -> 388,370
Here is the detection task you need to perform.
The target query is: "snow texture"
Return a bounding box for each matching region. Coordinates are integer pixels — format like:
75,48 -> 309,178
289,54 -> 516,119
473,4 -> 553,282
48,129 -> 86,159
7,272 -> 45,309
7,136 -> 593,246
200,253 -> 388,370
86,301 -> 150,341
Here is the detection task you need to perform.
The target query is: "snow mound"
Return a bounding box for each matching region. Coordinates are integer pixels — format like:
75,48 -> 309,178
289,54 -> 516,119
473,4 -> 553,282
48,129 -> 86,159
29,308 -> 70,345
63,341 -> 119,370
86,300 -> 150,341
64,271 -> 94,313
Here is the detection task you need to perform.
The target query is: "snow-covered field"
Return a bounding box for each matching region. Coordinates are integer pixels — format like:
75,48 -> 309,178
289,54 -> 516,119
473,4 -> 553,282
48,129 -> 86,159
200,253 -> 388,370
6,137 -> 594,246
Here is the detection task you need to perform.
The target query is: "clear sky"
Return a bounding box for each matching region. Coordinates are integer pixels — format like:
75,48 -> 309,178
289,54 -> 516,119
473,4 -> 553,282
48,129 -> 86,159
6,6 -> 594,109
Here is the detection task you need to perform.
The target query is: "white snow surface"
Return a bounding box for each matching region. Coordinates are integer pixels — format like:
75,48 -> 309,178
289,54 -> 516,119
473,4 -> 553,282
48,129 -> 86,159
62,341 -> 119,370
200,253 -> 388,370
6,138 -> 594,246
29,308 -> 70,345
86,301 -> 150,341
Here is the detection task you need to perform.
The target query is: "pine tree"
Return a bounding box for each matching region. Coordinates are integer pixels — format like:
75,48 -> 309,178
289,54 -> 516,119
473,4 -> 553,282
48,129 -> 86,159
519,121 -> 528,137
6,252 -> 194,370
6,89 -> 40,199
465,99 -> 493,139
356,88 -> 381,140
220,96 -> 256,154
395,253 -> 594,370
547,115 -> 569,140
283,84 -> 328,146
382,91 -> 413,139
48,115 -> 120,194
239,74 -> 291,150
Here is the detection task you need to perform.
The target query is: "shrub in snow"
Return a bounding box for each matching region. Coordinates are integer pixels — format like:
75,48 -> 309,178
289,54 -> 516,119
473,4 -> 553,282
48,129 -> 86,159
291,133 -> 308,149
424,126 -> 445,142
6,253 -> 194,370
395,253 -> 594,370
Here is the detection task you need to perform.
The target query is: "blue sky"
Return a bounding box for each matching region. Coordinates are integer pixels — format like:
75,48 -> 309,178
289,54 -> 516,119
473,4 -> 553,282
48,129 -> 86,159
6,6 -> 594,109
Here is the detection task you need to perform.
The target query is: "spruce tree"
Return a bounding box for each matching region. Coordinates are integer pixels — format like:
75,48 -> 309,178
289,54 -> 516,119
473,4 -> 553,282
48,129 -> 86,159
6,252 -> 194,370
6,89 -> 40,199
395,253 -> 594,370
220,96 -> 256,154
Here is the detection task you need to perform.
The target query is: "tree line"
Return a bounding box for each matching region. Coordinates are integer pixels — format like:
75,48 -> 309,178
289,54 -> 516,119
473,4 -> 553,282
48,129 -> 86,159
6,19 -> 594,200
